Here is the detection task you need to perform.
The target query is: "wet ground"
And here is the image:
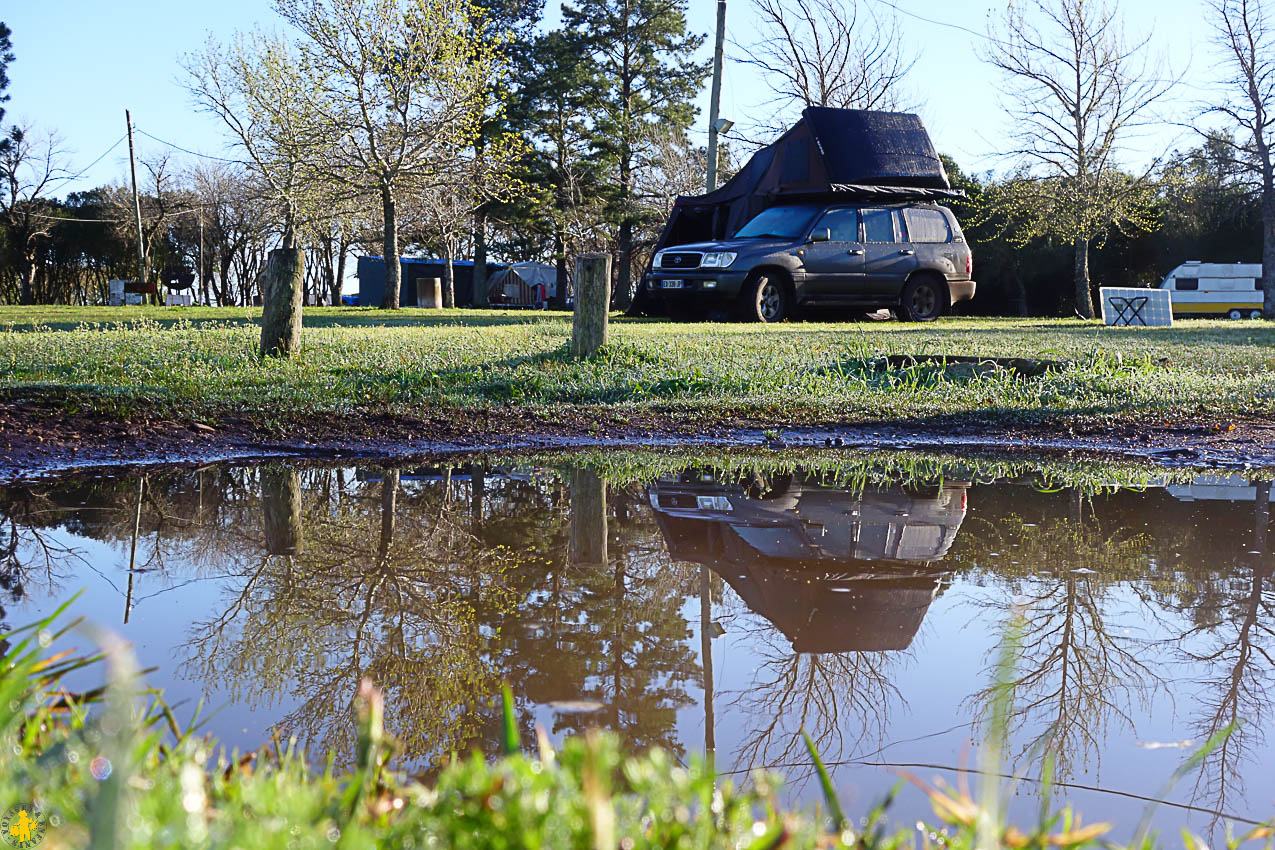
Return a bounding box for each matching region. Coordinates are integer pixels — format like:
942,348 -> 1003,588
0,451 -> 1272,836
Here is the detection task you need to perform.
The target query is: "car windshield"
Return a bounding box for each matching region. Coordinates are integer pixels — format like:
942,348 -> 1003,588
734,204 -> 822,239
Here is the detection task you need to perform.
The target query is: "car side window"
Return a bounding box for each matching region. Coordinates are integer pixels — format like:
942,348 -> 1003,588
813,208 -> 859,242
860,208 -> 896,243
902,208 -> 952,243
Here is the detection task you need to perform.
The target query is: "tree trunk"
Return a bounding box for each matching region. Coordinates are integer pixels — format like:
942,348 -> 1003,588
1073,237 -> 1094,319
442,249 -> 456,308
19,260 -> 36,306
553,230 -> 568,308
332,239 -> 348,307
616,217 -> 633,311
262,467 -> 304,556
378,469 -> 399,563
1262,178 -> 1275,319
472,205 -> 489,307
259,247 -> 304,358
380,186 -> 401,310
569,467 -> 608,566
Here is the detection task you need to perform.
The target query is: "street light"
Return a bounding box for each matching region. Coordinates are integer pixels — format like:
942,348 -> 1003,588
712,118 -> 734,134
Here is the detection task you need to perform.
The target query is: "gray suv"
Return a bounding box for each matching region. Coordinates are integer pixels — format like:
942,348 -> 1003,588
647,201 -> 976,322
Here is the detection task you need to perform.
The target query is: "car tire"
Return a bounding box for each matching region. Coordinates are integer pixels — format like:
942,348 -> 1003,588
898,275 -> 948,322
737,272 -> 791,323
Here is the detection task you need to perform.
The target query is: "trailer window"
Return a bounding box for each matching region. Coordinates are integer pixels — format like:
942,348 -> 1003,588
902,208 -> 952,243
1175,277 -> 1198,291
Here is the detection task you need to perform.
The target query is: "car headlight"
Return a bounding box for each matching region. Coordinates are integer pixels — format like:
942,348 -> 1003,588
654,251 -> 666,268
701,252 -> 737,268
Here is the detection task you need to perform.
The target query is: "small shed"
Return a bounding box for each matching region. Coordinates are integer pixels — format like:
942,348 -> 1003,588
356,257 -> 506,307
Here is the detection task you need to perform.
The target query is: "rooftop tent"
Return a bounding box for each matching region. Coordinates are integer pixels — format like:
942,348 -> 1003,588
648,106 -> 962,258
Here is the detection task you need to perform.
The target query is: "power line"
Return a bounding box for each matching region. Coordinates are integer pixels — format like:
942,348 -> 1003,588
866,0 -> 991,42
133,127 -> 246,165
49,134 -> 128,188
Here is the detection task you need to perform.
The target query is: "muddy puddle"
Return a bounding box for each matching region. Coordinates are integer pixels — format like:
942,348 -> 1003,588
0,449 -> 1271,835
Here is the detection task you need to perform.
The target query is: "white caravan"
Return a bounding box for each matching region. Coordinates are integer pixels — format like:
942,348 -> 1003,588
1158,261 -> 1265,319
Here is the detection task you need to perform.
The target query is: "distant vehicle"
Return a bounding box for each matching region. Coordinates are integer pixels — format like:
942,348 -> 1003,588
648,201 -> 975,323
341,294 -> 358,307
1159,261 -> 1265,319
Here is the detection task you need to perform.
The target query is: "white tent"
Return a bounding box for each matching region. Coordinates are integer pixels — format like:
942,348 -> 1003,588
488,262 -> 559,306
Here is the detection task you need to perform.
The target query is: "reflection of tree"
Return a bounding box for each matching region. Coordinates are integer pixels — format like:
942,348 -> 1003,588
1176,482 -> 1275,825
728,633 -> 904,775
963,505 -> 1159,783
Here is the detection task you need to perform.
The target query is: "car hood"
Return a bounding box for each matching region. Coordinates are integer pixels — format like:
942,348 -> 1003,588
662,238 -> 791,254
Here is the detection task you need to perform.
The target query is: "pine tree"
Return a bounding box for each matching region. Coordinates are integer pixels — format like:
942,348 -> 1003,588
563,0 -> 707,309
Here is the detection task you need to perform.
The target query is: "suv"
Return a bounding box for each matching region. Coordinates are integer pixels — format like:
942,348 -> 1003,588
647,202 -> 975,322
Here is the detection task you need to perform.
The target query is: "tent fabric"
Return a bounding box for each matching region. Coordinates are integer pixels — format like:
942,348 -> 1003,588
648,107 -> 962,257
488,261 -> 558,305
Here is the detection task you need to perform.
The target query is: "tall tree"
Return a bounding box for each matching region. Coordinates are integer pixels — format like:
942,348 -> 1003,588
0,22 -> 13,130
563,0 -> 706,310
742,0 -> 913,124
277,0 -> 514,310
983,0 -> 1173,318
1206,0 -> 1275,318
0,126 -> 68,305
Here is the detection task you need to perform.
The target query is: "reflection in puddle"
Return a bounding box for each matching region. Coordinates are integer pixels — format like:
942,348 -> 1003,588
0,457 -> 1272,835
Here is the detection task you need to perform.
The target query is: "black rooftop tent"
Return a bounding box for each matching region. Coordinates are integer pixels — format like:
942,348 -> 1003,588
645,106 -> 962,265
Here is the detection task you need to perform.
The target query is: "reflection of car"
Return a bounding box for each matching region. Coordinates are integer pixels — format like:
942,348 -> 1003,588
647,469 -> 969,653
648,469 -> 967,564
647,202 -> 975,323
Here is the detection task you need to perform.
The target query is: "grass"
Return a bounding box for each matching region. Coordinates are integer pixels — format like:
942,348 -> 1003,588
6,603 -> 1272,849
1,306 -> 1274,429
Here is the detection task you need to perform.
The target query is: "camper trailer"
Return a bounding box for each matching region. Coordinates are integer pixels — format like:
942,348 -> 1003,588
1159,262 -> 1265,319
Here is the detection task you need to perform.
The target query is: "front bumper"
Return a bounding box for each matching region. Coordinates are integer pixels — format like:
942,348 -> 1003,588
645,269 -> 750,300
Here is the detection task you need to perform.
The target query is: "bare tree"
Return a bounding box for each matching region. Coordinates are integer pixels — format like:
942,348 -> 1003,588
741,0 -> 913,124
0,125 -> 69,304
276,0 -> 515,310
983,0 -> 1173,318
1206,0 -> 1275,317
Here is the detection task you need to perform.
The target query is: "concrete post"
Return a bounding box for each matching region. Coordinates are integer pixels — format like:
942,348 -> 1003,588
420,277 -> 443,309
572,253 -> 612,357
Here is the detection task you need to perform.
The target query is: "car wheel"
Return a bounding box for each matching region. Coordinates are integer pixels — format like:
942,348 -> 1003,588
899,275 -> 947,322
738,273 -> 791,323
1229,309 -> 1244,320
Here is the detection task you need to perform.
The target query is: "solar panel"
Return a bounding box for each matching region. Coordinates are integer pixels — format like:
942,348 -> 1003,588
1100,287 -> 1174,327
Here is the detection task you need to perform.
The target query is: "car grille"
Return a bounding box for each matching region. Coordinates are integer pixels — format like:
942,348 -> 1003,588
660,252 -> 702,269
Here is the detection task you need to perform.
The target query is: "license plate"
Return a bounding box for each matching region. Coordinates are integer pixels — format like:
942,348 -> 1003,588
660,279 -> 685,289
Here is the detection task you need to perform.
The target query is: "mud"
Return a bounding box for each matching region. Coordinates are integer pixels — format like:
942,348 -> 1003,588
1,400 -> 1274,482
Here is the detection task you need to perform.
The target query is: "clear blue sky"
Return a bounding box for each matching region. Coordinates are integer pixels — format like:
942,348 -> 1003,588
5,0 -> 1214,198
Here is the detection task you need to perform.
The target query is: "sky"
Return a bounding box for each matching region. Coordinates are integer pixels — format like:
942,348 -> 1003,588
3,0 -> 1220,199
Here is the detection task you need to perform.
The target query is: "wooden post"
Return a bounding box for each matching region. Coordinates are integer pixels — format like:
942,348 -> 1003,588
572,253 -> 612,357
260,247 -> 304,357
263,467 -> 304,555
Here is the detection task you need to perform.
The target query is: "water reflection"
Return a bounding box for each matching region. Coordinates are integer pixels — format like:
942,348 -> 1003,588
0,459 -> 1271,833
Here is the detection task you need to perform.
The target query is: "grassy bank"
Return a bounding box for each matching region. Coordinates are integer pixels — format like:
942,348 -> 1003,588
0,307 -> 1273,429
5,605 -> 1271,849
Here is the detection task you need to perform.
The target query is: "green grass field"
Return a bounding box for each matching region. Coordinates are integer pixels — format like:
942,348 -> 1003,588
0,306 -> 1272,428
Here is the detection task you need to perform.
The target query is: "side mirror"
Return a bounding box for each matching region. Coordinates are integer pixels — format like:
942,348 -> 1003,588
808,228 -> 831,244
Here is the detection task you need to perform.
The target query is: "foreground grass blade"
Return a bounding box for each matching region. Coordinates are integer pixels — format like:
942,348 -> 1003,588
501,682 -> 519,756
802,730 -> 847,832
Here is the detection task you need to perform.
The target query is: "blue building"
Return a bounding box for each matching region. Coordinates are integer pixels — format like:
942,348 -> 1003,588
356,257 -> 505,307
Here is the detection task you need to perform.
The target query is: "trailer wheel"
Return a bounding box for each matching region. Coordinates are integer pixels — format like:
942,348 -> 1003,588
1229,309 -> 1244,320
1251,310 -> 1264,319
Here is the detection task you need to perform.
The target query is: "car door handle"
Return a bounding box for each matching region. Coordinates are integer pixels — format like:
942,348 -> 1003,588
847,249 -> 864,255
899,249 -> 915,255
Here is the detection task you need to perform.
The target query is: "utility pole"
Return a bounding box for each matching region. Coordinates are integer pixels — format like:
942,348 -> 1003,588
125,109 -> 147,297
705,0 -> 728,193
198,214 -> 205,305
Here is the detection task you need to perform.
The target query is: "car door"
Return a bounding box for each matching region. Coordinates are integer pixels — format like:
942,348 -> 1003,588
861,208 -> 918,296
798,208 -> 866,300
